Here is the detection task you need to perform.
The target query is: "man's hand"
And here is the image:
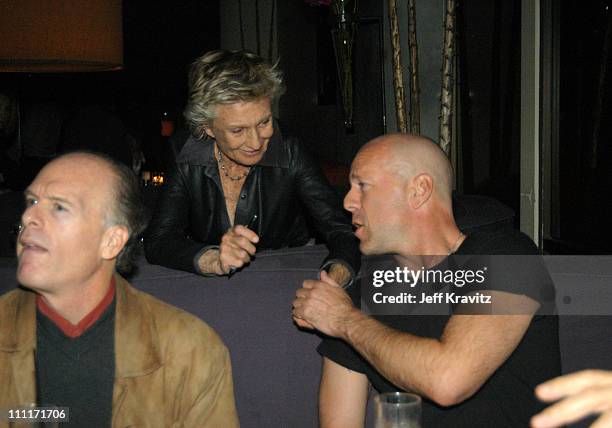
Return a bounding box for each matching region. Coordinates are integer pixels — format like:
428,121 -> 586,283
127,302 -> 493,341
531,369 -> 612,428
197,226 -> 259,275
292,271 -> 360,337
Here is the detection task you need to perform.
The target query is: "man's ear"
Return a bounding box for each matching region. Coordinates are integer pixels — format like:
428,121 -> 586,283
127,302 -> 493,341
407,173 -> 433,209
101,225 -> 129,261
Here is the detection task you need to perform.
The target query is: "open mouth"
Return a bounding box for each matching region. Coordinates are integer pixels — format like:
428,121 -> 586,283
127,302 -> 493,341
20,238 -> 48,253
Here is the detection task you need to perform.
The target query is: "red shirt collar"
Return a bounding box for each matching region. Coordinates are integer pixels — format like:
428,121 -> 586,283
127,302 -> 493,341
36,277 -> 116,338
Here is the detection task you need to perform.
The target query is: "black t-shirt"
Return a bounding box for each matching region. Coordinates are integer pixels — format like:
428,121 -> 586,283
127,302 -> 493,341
318,228 -> 561,427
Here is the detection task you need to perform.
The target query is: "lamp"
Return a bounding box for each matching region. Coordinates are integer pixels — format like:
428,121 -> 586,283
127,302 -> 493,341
0,0 -> 123,73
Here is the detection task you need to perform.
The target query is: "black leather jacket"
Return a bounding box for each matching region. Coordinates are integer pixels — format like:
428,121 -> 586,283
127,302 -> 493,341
144,129 -> 361,276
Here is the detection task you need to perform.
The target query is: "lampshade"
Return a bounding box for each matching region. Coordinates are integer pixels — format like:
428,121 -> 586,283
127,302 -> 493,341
0,0 -> 123,72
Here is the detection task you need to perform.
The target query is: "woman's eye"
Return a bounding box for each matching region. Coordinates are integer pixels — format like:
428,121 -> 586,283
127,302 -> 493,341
25,198 -> 38,207
53,203 -> 67,212
259,118 -> 271,127
230,128 -> 243,134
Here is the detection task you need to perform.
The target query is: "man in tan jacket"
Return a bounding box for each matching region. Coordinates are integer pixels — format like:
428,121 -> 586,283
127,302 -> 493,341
0,152 -> 239,427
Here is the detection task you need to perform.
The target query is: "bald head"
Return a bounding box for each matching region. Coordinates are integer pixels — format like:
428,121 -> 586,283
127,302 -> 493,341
44,153 -> 118,224
39,152 -> 147,273
50,151 -> 116,190
356,133 -> 453,204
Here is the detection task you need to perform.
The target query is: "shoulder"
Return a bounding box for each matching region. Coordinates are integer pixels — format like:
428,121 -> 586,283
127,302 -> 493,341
175,135 -> 215,166
0,289 -> 21,327
285,137 -> 312,166
124,282 -> 228,357
0,288 -> 36,350
261,121 -> 315,167
259,127 -> 306,169
456,229 -> 554,304
0,288 -> 32,315
282,136 -> 320,173
0,288 -> 23,306
460,228 -> 539,255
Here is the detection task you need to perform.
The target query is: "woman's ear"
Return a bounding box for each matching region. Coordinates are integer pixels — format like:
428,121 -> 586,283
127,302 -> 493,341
204,127 -> 215,140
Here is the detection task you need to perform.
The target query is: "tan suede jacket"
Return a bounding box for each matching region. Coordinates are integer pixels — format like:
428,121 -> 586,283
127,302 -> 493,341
0,275 -> 240,427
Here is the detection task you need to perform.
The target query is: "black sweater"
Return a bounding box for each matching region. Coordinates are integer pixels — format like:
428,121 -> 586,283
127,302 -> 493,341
36,301 -> 115,427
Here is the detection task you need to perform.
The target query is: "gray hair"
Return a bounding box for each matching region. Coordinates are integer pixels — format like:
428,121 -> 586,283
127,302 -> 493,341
106,156 -> 149,275
184,50 -> 284,139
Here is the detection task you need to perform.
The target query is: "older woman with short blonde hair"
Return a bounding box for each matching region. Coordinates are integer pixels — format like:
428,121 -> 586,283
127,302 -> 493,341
145,50 -> 360,284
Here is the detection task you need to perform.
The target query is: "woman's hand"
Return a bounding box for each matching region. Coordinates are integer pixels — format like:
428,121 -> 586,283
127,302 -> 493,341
217,225 -> 260,274
197,226 -> 259,275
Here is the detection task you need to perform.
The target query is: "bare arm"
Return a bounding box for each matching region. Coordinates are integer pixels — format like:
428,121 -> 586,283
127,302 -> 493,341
319,357 -> 369,428
342,307 -> 534,406
294,276 -> 537,406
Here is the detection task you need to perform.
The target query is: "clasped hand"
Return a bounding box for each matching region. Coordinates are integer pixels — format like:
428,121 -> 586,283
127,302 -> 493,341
205,225 -> 259,275
292,271 -> 357,337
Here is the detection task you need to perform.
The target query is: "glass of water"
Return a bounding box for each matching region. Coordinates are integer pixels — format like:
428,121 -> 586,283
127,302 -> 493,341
374,392 -> 422,428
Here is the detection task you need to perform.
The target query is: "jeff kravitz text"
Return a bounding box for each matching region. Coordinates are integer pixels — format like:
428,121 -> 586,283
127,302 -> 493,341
372,291 -> 492,304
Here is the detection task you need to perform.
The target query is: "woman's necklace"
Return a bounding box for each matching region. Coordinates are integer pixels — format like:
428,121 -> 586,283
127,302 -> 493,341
217,147 -> 249,181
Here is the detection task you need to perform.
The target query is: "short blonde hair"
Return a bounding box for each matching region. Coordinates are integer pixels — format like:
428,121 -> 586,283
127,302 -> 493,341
184,50 -> 284,139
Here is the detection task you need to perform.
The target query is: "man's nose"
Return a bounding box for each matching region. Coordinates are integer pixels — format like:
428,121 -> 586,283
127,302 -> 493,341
21,203 -> 42,230
344,188 -> 358,212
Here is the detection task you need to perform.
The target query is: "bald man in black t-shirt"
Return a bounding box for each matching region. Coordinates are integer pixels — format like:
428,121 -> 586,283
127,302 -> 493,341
292,134 -> 560,428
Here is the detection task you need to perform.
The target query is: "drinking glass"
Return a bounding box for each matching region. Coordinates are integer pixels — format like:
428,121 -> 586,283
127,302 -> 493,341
374,392 -> 422,428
